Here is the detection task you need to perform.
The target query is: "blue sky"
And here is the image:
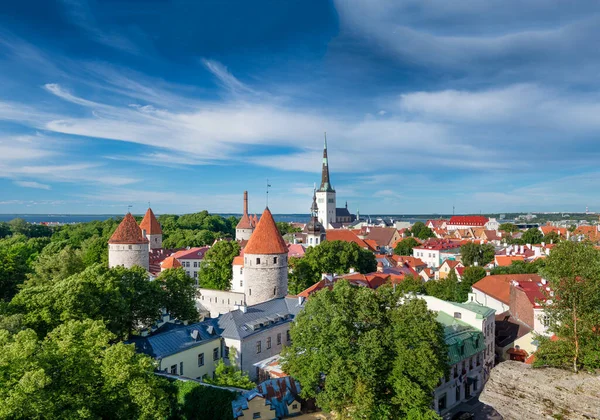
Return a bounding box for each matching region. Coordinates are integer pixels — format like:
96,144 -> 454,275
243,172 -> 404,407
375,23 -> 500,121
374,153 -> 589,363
2,0 -> 600,215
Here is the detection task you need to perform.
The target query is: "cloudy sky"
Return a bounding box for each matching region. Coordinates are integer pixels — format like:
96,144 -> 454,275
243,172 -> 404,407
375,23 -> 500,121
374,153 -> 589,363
1,0 -> 600,215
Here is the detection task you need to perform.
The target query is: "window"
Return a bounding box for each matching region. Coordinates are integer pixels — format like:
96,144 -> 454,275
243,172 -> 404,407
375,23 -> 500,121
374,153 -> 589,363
438,394 -> 447,411
286,330 -> 290,341
193,261 -> 198,268
277,333 -> 282,345
240,268 -> 243,274
198,353 -> 204,366
186,262 -> 190,267
253,413 -> 261,419
273,257 -> 277,264
456,385 -> 461,402
309,237 -> 313,244
240,280 -> 243,287
128,245 -> 132,250
292,404 -> 298,409
453,366 -> 457,378
542,315 -> 550,327
224,346 -> 230,358
193,271 -> 198,278
213,348 -> 219,360
249,288 -> 251,296
180,362 -> 183,376
170,365 -> 177,375
256,341 -> 261,353
273,287 -> 277,296
454,312 -> 462,319
267,337 -> 271,349
256,258 -> 261,264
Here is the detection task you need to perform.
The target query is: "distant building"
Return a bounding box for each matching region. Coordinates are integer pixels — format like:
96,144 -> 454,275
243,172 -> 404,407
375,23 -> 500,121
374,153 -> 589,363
171,247 -> 210,282
232,377 -> 302,419
412,239 -> 462,268
304,190 -> 326,247
446,216 -> 490,231
139,208 -> 163,249
108,213 -> 150,270
236,191 -> 256,241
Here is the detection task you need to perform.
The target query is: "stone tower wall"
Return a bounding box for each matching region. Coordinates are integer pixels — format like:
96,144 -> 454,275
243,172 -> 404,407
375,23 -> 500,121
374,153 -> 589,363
316,190 -> 336,227
243,252 -> 288,306
146,233 -> 162,250
108,243 -> 150,270
236,228 -> 253,241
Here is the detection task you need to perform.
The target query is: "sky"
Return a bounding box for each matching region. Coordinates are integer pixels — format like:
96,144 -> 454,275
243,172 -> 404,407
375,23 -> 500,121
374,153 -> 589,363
2,0 -> 600,215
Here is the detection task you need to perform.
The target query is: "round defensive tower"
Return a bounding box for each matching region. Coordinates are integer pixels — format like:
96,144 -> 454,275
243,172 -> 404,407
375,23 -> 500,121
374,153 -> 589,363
243,207 -> 288,306
139,207 -> 163,249
108,213 -> 150,270
236,191 -> 255,241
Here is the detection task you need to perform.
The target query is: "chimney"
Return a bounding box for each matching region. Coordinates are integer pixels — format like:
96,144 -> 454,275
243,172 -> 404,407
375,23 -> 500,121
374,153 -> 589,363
243,191 -> 248,216
298,296 -> 305,305
377,261 -> 384,272
349,267 -> 355,273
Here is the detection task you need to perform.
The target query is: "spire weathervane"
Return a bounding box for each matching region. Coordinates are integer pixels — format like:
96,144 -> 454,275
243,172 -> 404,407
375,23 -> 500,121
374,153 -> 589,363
127,204 -> 132,214
266,179 -> 272,207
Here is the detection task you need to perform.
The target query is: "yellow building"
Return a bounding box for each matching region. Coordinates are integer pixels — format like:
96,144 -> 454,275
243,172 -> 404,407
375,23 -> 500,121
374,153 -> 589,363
128,319 -> 222,379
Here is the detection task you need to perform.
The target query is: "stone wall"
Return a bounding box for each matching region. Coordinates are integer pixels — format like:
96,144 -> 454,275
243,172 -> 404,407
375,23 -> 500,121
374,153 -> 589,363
243,253 -> 288,306
108,243 -> 149,270
146,233 -> 162,250
196,289 -> 246,318
480,361 -> 600,420
236,228 -> 253,241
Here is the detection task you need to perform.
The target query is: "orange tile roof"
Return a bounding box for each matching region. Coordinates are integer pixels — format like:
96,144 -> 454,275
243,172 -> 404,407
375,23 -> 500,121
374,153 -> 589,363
442,259 -> 462,270
161,256 -> 182,269
390,255 -> 427,268
233,256 -> 244,266
171,247 -> 210,260
495,255 -> 525,267
244,207 -> 288,255
365,239 -> 379,250
139,208 -> 162,235
109,213 -> 149,244
326,229 -> 374,250
472,274 -> 542,305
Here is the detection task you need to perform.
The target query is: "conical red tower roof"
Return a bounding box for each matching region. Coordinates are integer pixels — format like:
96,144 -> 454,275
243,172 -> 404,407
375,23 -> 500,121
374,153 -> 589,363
140,208 -> 162,235
244,207 -> 288,255
109,213 -> 149,244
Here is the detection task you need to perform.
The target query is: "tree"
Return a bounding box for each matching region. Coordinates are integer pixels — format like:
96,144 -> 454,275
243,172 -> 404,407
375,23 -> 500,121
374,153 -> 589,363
395,275 -> 425,294
204,347 -> 255,390
156,268 -> 199,322
490,259 -> 545,275
175,381 -> 237,420
534,241 -> 600,372
393,237 -> 420,256
408,222 -> 435,240
26,246 -> 86,286
287,241 -> 377,294
424,269 -> 460,302
0,319 -> 173,419
0,235 -> 42,301
460,243 -> 495,266
459,266 -> 487,301
198,241 -> 240,290
543,230 -> 561,244
498,223 -> 518,234
282,281 -> 447,419
276,222 -> 301,236
521,227 -> 544,245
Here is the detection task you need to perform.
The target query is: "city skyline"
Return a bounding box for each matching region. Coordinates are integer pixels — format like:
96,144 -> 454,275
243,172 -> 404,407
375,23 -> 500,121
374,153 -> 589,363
2,1 -> 600,214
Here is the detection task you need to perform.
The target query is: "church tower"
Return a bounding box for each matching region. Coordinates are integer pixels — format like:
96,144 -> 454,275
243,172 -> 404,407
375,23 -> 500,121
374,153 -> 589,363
305,190 -> 326,247
236,191 -> 255,241
243,207 -> 288,306
108,213 -> 150,270
139,207 -> 163,249
315,134 -> 336,228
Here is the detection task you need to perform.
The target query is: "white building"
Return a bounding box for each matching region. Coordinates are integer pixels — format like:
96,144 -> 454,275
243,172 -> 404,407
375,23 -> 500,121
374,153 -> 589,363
412,240 -> 462,268
171,247 -> 210,283
316,136 -> 336,228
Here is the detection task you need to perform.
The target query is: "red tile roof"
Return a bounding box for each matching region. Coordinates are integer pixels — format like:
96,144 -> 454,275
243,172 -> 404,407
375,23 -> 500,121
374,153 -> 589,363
414,238 -> 462,251
472,274 -> 542,304
442,259 -> 462,270
390,255 -> 427,268
326,229 -> 374,251
171,246 -> 210,260
139,208 -> 162,235
161,256 -> 182,269
515,280 -> 549,308
495,255 -> 525,266
448,215 -> 489,226
109,213 -> 149,244
236,213 -> 254,229
244,207 -> 288,255
232,255 -> 244,266
287,243 -> 305,258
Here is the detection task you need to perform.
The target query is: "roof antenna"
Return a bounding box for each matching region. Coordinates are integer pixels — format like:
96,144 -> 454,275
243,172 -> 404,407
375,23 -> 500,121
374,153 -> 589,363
127,204 -> 132,214
266,178 -> 272,208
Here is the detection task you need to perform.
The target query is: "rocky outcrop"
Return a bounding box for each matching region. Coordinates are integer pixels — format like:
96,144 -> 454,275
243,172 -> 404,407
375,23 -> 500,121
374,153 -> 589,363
480,361 -> 600,420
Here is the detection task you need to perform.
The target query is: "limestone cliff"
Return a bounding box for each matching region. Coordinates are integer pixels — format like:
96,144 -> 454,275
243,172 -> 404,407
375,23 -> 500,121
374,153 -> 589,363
479,361 -> 600,420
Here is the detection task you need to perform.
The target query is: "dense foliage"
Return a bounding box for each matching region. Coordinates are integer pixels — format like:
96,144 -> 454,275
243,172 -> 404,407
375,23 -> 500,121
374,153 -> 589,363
198,240 -> 241,290
489,259 -> 545,275
393,237 -> 420,256
204,348 -> 255,390
282,281 -> 447,419
534,241 -> 600,373
405,221 -> 435,240
174,381 -> 237,420
460,242 -> 495,266
158,211 -> 237,248
0,319 -> 173,419
498,223 -> 518,234
287,240 -> 377,294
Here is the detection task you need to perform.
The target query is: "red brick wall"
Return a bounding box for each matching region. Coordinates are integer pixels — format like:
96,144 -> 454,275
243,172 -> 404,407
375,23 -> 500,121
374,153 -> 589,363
509,283 -> 534,328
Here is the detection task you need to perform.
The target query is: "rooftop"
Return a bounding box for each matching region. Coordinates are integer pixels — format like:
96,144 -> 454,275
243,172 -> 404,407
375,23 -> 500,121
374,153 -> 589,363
472,274 -> 542,305
171,246 -> 210,260
108,213 -> 149,245
139,208 -> 162,235
437,311 -> 485,365
244,207 -> 288,255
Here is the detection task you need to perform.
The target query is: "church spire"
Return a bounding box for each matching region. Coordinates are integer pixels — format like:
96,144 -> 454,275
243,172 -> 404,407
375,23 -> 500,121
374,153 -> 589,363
319,132 -> 335,192
310,189 -> 319,217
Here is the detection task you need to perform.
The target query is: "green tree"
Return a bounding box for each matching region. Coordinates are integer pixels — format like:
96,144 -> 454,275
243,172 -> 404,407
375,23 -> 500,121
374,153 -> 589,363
287,257 -> 318,295
542,230 -> 561,244
198,241 -> 240,290
459,266 -> 487,302
282,281 -> 447,419
204,347 -> 255,390
276,222 -> 301,236
460,243 -> 495,266
175,381 -> 237,420
0,319 -> 173,419
424,269 -> 460,302
498,223 -> 518,234
156,268 -> 199,322
408,222 -> 435,240
521,227 -> 544,245
26,246 -> 86,286
393,237 -> 420,256
0,235 -> 42,301
394,275 -> 425,294
490,259 -> 545,275
534,241 -> 600,372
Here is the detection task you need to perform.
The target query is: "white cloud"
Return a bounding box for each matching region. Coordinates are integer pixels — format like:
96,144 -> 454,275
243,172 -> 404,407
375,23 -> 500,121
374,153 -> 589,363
14,180 -> 51,190
202,59 -> 257,96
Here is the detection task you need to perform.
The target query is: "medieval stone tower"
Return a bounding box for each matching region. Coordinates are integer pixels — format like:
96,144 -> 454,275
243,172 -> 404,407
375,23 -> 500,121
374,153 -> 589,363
316,134 -> 336,228
108,213 -> 150,270
139,207 -> 163,249
242,207 -> 288,306
306,189 -> 326,247
236,191 -> 255,241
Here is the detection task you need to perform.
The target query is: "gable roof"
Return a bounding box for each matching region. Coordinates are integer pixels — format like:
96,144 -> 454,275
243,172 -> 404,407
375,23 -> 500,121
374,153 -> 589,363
326,229 -> 373,250
244,208 -> 288,255
217,297 -> 304,340
364,226 -> 398,247
448,215 -> 489,226
495,255 -> 525,266
441,259 -> 462,270
139,208 -> 162,235
109,213 -> 149,244
171,247 -> 210,260
472,274 -> 542,304
390,255 -> 427,269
